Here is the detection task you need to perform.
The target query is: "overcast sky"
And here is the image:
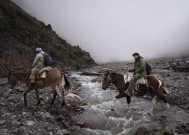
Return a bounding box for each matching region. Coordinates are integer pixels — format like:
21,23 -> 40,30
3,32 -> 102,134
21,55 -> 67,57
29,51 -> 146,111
12,0 -> 189,63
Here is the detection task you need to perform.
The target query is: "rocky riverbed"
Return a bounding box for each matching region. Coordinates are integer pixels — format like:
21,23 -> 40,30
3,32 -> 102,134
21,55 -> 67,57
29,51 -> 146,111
0,57 -> 189,135
0,74 -> 84,135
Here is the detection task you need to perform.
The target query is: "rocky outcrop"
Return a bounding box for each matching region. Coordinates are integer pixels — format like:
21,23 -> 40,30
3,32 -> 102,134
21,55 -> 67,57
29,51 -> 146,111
0,0 -> 95,77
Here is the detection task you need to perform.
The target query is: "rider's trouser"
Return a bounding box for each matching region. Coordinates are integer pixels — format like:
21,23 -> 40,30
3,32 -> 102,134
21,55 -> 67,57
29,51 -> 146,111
30,67 -> 43,83
128,75 -> 139,93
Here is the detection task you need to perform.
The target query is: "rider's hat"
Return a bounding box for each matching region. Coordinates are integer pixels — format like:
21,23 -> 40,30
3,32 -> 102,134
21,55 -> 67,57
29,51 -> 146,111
132,52 -> 140,56
35,47 -> 42,52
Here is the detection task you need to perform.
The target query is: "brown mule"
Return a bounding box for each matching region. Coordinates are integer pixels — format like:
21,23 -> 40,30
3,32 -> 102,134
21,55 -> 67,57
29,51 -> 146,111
7,67 -> 70,106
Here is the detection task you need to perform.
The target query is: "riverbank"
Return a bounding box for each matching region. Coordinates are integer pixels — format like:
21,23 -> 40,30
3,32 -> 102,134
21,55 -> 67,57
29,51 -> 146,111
0,57 -> 189,135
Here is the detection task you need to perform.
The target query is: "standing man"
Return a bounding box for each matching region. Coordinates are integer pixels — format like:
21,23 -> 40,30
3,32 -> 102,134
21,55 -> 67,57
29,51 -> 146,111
125,52 -> 147,96
30,47 -> 45,86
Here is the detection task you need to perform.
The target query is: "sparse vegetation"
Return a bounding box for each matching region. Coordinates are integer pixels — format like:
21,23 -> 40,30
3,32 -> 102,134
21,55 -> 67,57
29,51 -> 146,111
0,0 -> 95,77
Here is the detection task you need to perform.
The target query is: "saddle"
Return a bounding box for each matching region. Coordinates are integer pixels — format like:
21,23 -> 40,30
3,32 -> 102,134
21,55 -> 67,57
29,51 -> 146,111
37,67 -> 52,79
135,77 -> 147,91
135,75 -> 162,91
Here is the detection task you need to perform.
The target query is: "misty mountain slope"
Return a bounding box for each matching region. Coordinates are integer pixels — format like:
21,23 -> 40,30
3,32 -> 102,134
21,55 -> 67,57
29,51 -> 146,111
0,0 -> 95,77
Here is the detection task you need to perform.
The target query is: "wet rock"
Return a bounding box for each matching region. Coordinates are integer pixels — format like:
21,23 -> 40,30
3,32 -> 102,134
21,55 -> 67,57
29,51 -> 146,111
63,121 -> 70,128
71,125 -> 81,130
8,94 -> 20,101
49,131 -> 53,135
44,112 -> 51,118
3,92 -> 11,98
0,120 -> 6,125
161,130 -> 174,135
75,120 -> 85,128
17,126 -> 29,135
56,129 -> 70,135
12,120 -> 22,128
135,126 -> 147,135
0,79 -> 7,85
175,122 -> 189,134
81,72 -> 101,76
25,121 -> 35,126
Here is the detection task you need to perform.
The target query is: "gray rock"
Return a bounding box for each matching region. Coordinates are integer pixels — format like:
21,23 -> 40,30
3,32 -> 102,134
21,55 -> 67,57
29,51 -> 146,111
44,112 -> 51,118
49,132 -> 54,135
8,94 -> 20,101
25,121 -> 35,126
17,126 -> 29,135
56,129 -> 70,135
135,126 -> 147,135
161,130 -> 174,135
75,120 -> 85,128
0,120 -> 6,125
12,120 -> 22,128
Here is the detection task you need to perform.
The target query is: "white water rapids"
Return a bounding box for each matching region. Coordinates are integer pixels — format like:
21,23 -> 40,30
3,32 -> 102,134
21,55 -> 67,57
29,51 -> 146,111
71,72 -> 189,135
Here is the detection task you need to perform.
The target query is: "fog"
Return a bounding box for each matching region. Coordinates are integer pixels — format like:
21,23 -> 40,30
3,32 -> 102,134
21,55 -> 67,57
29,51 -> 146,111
12,0 -> 189,63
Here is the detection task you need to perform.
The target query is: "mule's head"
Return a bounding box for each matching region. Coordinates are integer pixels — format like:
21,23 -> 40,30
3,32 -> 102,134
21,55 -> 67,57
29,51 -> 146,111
102,71 -> 112,90
7,71 -> 17,89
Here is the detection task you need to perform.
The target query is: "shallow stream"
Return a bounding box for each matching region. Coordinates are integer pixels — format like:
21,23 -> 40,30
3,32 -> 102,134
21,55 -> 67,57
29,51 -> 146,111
71,72 -> 189,135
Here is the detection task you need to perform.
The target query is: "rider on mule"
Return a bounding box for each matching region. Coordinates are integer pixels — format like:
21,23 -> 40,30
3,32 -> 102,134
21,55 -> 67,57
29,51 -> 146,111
29,47 -> 45,86
125,52 -> 147,97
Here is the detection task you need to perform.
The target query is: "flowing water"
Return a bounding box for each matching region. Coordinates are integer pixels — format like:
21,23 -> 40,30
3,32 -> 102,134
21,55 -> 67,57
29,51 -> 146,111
71,72 -> 189,135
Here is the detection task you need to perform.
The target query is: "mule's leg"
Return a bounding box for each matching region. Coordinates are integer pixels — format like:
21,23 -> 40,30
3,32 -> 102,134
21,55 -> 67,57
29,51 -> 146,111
57,82 -> 65,106
24,87 -> 34,106
50,84 -> 57,105
156,91 -> 170,109
35,88 -> 41,105
151,95 -> 157,111
111,98 -> 117,111
126,96 -> 131,110
51,91 -> 57,105
111,93 -> 127,111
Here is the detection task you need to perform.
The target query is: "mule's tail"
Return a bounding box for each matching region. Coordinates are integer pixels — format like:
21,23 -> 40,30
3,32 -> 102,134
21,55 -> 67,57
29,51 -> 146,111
61,72 -> 70,90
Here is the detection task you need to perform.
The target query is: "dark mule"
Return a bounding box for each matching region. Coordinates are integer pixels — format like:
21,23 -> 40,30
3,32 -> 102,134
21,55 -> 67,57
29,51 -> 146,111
7,67 -> 70,106
102,71 -> 170,111
102,71 -> 130,111
126,72 -> 170,111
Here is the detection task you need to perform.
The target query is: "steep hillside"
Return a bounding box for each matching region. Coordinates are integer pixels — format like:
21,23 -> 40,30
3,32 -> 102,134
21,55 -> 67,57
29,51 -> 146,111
0,0 -> 95,77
